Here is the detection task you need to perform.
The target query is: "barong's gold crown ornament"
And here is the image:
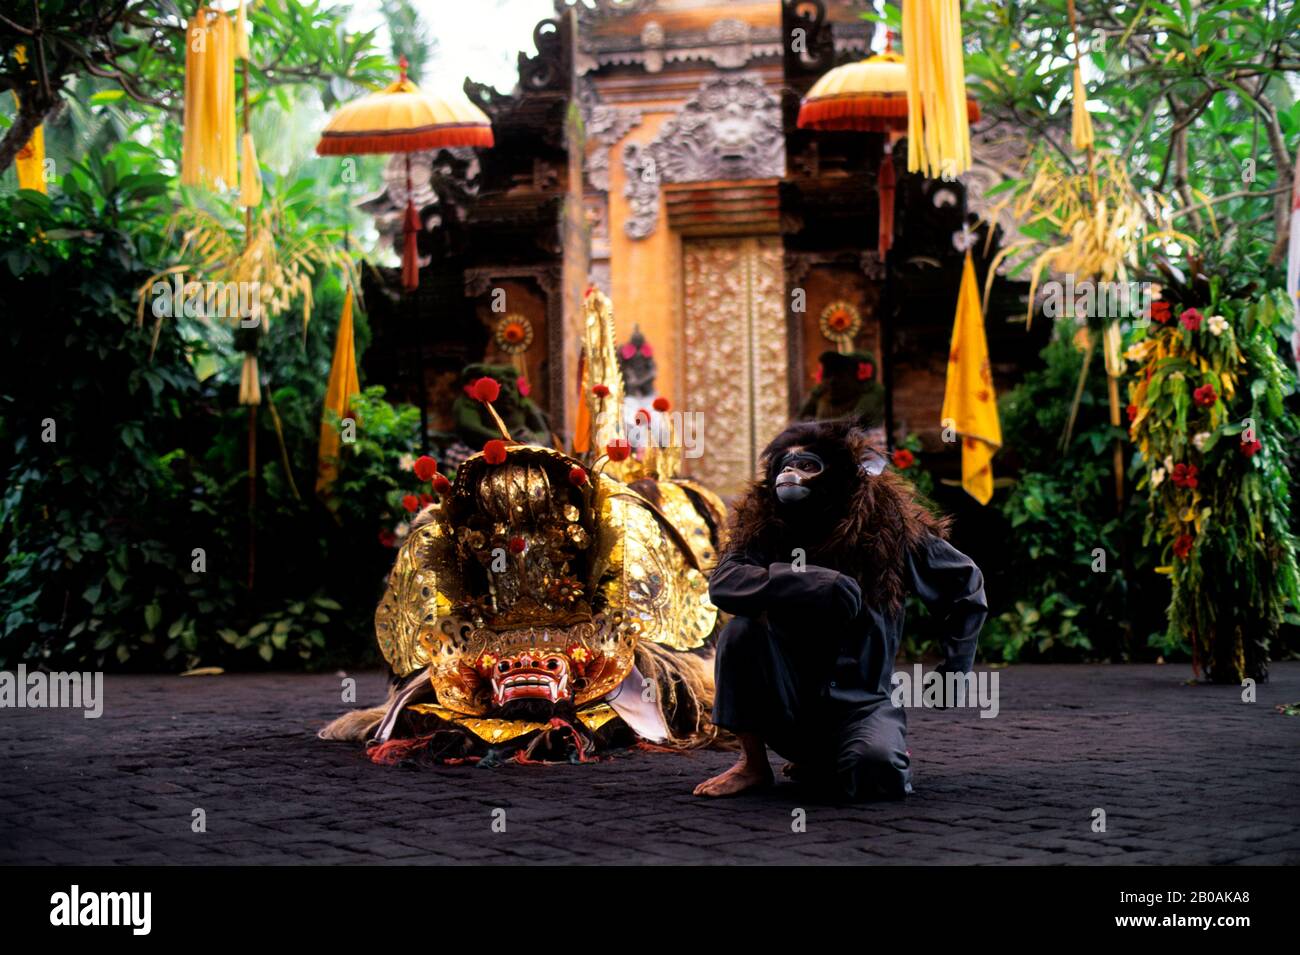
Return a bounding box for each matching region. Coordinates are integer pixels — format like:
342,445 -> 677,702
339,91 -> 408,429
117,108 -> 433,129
372,290 -> 722,726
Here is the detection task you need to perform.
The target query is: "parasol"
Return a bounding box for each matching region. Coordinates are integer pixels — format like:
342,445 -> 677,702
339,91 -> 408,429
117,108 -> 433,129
316,57 -> 494,290
797,30 -> 979,451
797,33 -> 979,254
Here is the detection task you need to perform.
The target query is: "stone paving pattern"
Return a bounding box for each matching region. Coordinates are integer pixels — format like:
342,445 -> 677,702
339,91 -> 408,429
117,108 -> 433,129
2,663 -> 1297,864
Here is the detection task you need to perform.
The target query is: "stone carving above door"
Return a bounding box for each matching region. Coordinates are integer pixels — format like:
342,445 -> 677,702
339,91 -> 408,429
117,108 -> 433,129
622,74 -> 786,239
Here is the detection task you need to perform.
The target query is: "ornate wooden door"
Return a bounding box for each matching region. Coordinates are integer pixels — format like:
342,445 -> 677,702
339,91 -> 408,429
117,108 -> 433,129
681,236 -> 788,499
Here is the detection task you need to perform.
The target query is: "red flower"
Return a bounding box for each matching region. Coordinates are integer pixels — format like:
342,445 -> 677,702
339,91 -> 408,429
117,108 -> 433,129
813,366 -> 823,384
640,342 -> 653,358
891,449 -> 915,469
378,528 -> 398,548
1192,383 -> 1217,407
568,466 -> 589,487
508,536 -> 527,555
1173,534 -> 1195,560
606,438 -> 632,462
517,377 -> 531,398
1170,463 -> 1199,489
1239,439 -> 1262,458
431,473 -> 452,494
1126,403 -> 1138,423
419,493 -> 434,506
592,384 -> 610,398
652,396 -> 670,412
1150,300 -> 1173,325
470,376 -> 501,403
413,455 -> 438,481
401,494 -> 419,513
483,439 -> 508,465
857,361 -> 875,381
1180,307 -> 1203,331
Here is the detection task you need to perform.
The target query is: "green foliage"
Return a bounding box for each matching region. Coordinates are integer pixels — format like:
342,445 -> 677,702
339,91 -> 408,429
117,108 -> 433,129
988,595 -> 1090,663
0,144 -> 418,671
978,336 -> 1166,663
960,0 -> 1299,286
1128,286 -> 1300,681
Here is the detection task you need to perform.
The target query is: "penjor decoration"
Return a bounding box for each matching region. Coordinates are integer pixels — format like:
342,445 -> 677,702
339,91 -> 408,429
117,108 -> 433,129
316,57 -> 493,290
321,290 -> 727,764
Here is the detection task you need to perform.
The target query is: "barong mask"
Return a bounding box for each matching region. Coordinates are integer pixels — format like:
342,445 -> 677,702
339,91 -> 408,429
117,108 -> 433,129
374,444 -> 719,719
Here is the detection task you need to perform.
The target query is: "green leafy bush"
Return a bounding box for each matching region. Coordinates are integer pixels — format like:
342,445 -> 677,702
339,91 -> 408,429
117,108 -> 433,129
0,146 -> 418,671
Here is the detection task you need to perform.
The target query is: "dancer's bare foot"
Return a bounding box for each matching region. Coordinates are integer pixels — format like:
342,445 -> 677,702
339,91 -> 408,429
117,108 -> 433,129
693,757 -> 773,797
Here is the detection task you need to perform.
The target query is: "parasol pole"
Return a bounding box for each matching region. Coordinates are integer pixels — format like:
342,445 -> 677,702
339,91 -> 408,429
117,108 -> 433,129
241,39 -> 258,590
1066,0 -> 1123,510
881,143 -> 896,452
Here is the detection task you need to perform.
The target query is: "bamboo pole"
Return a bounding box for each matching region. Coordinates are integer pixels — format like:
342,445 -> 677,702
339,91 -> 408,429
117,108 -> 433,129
1067,0 -> 1124,511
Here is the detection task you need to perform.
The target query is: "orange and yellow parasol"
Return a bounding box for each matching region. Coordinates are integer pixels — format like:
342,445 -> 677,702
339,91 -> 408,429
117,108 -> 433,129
797,32 -> 979,253
316,57 -> 493,289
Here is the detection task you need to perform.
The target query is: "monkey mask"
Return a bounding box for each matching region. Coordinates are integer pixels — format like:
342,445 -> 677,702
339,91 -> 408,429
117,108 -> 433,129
766,424 -> 890,520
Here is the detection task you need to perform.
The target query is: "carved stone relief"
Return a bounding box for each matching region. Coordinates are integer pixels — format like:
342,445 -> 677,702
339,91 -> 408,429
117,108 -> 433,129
621,74 -> 785,239
682,237 -> 788,498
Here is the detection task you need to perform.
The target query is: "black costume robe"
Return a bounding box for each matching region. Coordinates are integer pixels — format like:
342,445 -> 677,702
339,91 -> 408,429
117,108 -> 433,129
709,534 -> 987,799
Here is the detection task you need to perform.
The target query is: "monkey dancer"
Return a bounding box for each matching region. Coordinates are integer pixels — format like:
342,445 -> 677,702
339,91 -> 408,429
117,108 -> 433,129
694,420 -> 987,799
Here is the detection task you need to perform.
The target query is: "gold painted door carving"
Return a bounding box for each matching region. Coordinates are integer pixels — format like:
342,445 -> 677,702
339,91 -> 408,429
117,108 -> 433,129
682,237 -> 788,499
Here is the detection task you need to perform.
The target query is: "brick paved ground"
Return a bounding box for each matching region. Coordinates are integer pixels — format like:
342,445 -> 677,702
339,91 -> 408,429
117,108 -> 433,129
1,663 -> 1297,865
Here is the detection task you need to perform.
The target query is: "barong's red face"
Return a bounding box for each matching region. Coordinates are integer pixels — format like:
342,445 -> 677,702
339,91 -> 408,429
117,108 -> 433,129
480,650 -> 572,706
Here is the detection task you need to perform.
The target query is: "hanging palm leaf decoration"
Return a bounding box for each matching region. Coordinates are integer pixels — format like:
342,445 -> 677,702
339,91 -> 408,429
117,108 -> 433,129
181,6 -> 239,190
136,197 -> 353,356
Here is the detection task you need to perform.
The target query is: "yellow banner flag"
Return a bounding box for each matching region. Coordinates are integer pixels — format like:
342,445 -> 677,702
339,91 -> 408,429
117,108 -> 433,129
941,251 -> 1001,504
316,284 -> 362,495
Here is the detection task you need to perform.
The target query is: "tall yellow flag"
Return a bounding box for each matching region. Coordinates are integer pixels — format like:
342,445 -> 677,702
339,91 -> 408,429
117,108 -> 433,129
316,284 -> 362,495
941,251 -> 1001,504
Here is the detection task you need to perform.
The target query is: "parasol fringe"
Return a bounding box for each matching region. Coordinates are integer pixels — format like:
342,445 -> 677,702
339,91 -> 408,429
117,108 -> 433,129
316,126 -> 494,156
